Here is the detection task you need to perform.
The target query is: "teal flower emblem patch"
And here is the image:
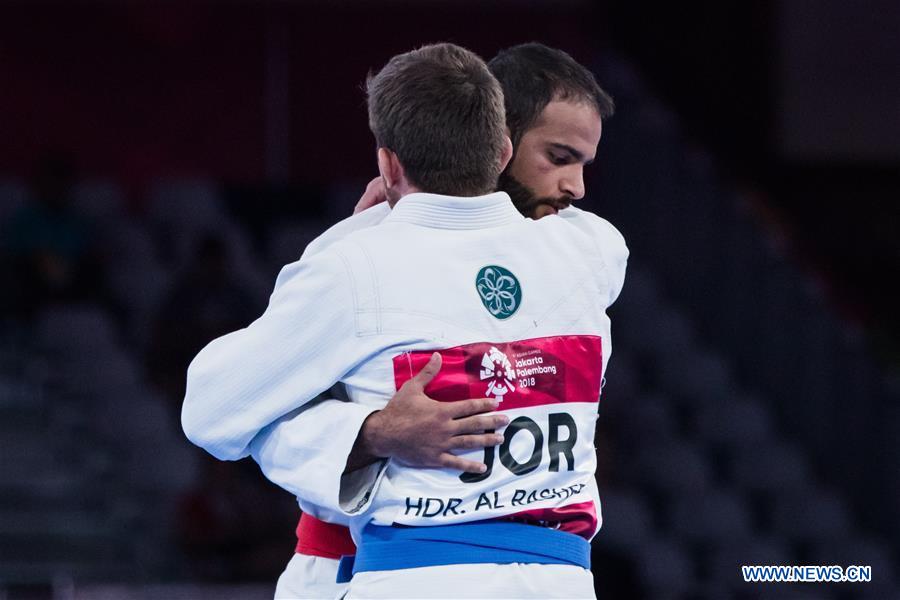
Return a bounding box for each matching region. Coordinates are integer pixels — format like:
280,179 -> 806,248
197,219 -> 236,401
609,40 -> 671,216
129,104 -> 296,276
476,265 -> 521,320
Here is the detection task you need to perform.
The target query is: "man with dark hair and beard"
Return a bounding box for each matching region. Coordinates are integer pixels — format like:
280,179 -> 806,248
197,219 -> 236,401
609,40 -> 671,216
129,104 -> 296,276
491,42 -> 615,220
189,43 -> 625,599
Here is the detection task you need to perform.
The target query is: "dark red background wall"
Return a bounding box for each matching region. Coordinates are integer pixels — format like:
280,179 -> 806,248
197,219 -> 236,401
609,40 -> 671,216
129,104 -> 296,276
0,3 -> 603,186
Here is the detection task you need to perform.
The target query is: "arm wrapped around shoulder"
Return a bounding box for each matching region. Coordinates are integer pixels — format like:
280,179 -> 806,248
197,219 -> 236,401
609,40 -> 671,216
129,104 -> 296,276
181,249 -> 359,460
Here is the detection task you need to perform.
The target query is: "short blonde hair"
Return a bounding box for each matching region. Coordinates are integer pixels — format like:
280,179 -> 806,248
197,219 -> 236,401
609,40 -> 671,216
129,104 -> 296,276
367,43 -> 507,197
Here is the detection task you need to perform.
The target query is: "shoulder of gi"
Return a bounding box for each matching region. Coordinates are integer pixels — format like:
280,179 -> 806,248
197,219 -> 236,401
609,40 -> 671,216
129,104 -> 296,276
557,205 -> 629,306
302,203 -> 391,260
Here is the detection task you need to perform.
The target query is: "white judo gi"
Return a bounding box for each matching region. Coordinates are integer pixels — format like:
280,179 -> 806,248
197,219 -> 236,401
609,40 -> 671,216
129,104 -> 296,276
182,191 -> 628,599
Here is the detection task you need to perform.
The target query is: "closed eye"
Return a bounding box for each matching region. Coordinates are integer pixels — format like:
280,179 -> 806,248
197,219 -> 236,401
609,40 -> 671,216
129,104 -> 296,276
548,143 -> 593,166
548,152 -> 571,166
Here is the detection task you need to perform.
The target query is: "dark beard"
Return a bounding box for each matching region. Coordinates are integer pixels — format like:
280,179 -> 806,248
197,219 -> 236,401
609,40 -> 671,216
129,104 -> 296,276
497,170 -> 570,218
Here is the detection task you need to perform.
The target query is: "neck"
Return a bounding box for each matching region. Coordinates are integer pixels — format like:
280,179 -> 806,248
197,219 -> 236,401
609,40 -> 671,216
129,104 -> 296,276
387,180 -> 422,207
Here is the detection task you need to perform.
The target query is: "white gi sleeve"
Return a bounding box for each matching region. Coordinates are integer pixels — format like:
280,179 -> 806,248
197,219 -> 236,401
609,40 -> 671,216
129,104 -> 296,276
181,249 -> 360,461
558,205 -> 629,306
249,397 -> 386,516
240,203 -> 394,514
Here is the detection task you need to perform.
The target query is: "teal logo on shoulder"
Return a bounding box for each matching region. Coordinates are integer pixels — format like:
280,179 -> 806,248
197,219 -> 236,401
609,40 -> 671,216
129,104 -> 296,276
475,265 -> 522,320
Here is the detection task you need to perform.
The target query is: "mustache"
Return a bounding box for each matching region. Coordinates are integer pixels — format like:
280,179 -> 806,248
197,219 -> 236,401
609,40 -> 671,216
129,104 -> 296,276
532,197 -> 571,211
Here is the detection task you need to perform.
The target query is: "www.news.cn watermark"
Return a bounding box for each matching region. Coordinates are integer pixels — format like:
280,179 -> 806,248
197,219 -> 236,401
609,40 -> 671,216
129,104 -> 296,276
742,565 -> 872,583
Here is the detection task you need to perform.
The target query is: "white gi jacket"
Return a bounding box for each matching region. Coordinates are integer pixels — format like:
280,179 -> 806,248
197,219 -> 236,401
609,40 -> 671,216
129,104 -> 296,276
182,191 -> 628,542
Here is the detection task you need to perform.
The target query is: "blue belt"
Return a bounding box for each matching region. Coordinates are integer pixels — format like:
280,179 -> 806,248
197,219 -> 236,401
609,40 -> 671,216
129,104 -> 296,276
337,521 -> 591,583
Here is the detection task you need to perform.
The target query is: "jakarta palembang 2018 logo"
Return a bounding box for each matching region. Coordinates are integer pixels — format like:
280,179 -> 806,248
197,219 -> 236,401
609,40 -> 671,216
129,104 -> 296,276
475,265 -> 521,320
479,346 -> 516,402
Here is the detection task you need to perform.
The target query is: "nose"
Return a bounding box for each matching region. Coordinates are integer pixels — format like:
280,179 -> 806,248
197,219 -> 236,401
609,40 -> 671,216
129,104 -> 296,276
560,169 -> 585,200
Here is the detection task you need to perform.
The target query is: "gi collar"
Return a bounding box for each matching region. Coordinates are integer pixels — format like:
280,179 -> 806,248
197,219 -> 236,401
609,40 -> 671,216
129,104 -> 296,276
384,192 -> 524,230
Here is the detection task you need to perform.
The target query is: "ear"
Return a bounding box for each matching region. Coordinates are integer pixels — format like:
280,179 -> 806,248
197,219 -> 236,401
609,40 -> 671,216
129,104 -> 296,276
377,148 -> 406,189
376,148 -> 394,189
498,135 -> 514,173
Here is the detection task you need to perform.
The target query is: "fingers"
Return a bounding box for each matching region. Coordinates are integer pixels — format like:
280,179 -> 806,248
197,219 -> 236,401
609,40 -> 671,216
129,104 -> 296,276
446,397 -> 499,418
438,453 -> 488,474
448,433 -> 504,451
410,352 -> 442,388
452,413 -> 509,435
353,176 -> 388,214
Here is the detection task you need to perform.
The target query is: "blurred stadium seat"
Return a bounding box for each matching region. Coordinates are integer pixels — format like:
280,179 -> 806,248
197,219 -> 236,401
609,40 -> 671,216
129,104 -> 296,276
0,178 -> 29,224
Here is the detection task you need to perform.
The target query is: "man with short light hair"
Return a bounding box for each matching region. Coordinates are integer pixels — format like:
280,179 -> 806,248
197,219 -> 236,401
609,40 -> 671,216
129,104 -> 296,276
184,43 -> 627,599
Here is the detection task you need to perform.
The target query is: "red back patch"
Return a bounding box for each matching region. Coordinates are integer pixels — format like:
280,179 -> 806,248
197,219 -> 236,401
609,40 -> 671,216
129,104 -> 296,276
393,335 -> 603,411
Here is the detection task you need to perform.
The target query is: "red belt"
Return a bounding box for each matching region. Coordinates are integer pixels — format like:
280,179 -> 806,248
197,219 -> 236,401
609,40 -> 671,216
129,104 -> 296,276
295,513 -> 356,559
